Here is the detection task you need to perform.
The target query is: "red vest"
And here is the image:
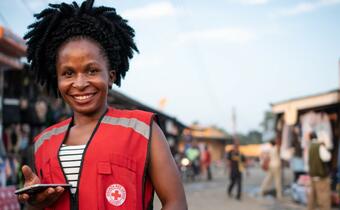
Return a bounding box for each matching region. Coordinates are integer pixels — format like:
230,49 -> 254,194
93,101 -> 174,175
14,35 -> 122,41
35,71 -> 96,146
34,108 -> 155,210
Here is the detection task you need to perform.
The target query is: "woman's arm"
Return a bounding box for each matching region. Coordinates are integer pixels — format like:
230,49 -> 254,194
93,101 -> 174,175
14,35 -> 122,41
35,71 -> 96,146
149,122 -> 188,210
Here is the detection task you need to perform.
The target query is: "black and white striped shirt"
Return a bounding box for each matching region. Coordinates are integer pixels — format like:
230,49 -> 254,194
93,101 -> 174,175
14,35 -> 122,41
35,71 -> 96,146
59,144 -> 86,194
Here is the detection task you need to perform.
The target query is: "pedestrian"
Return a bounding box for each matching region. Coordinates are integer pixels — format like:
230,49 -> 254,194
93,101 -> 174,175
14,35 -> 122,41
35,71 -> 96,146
259,139 -> 282,199
185,141 -> 200,180
201,145 -> 212,181
17,0 -> 187,209
227,143 -> 245,200
307,132 -> 331,210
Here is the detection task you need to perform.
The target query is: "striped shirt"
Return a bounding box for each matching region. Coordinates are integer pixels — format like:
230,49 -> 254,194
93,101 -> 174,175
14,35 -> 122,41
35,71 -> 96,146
59,144 -> 86,194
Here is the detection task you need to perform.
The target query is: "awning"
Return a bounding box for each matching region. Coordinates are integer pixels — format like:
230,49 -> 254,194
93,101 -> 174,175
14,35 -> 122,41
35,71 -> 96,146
271,89 -> 340,125
0,25 -> 26,69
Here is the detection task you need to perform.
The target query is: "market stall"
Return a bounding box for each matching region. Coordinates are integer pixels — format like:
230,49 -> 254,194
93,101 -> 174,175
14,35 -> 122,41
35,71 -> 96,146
271,89 -> 340,206
0,25 -> 26,210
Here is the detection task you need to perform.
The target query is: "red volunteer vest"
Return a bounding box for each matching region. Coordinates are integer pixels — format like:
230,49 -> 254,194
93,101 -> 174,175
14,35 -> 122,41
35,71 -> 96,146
34,108 -> 155,210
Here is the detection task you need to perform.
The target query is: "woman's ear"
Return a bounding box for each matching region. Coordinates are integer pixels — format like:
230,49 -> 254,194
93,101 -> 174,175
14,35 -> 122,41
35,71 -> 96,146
108,70 -> 116,89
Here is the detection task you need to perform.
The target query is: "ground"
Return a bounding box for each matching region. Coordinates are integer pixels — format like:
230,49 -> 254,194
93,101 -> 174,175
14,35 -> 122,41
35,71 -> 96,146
153,166 -> 306,210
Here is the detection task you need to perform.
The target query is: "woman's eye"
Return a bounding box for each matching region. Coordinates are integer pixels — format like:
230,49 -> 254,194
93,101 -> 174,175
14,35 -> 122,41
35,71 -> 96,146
88,68 -> 98,75
63,70 -> 73,77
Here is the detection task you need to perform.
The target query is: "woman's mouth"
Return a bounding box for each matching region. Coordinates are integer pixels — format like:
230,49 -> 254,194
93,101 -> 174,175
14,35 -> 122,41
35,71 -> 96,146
72,93 -> 95,102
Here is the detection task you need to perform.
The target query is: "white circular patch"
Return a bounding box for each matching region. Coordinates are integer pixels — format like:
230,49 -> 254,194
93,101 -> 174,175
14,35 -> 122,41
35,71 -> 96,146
106,184 -> 126,206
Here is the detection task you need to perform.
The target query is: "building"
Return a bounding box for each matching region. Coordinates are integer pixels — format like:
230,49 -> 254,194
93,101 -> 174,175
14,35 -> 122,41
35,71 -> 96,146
0,25 -> 26,157
271,89 -> 340,205
0,25 -> 26,209
179,124 -> 232,162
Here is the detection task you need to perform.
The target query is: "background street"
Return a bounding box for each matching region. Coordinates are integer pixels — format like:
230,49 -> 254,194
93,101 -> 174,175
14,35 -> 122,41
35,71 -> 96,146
154,166 -> 305,210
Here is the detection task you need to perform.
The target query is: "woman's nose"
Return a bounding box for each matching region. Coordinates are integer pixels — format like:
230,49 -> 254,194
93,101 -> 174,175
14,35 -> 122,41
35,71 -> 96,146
72,74 -> 89,89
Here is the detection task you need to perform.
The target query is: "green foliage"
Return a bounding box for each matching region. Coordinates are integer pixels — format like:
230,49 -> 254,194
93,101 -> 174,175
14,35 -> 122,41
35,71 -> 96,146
236,130 -> 262,145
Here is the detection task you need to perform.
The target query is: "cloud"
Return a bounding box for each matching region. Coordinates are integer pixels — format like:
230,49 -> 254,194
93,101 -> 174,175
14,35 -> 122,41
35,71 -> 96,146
227,0 -> 269,5
277,0 -> 340,16
177,28 -> 256,45
122,2 -> 177,20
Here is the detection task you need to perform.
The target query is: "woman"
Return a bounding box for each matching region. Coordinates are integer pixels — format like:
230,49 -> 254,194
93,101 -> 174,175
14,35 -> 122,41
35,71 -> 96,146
17,0 -> 187,209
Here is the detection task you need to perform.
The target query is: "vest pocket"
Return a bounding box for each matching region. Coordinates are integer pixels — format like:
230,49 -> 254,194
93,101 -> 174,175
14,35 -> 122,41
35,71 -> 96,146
97,155 -> 137,210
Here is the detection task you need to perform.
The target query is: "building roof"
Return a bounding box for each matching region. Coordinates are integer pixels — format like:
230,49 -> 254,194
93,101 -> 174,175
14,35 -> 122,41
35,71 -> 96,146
183,125 -> 229,142
271,89 -> 340,114
0,25 -> 26,69
271,89 -> 340,125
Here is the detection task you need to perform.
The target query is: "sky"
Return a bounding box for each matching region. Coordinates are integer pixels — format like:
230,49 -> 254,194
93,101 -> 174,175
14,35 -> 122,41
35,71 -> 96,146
0,0 -> 339,133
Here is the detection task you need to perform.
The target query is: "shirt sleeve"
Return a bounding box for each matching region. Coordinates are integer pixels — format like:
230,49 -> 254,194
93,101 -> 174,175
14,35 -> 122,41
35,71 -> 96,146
319,145 -> 331,162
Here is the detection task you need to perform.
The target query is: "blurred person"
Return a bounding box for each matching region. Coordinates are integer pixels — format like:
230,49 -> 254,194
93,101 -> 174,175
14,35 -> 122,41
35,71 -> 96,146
185,141 -> 201,180
307,132 -> 331,210
17,0 -> 187,209
201,144 -> 212,181
5,153 -> 19,186
260,139 -> 282,199
227,143 -> 246,200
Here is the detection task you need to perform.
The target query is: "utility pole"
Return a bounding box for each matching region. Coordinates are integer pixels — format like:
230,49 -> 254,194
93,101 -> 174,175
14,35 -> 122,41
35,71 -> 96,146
231,107 -> 238,144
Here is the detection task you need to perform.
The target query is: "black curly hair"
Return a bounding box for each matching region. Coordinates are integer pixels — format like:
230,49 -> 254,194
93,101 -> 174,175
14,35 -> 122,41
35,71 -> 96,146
24,0 -> 138,96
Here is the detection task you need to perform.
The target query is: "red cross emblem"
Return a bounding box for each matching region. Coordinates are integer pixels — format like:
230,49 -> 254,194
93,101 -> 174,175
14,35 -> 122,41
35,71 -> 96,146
106,184 -> 126,206
112,190 -> 122,200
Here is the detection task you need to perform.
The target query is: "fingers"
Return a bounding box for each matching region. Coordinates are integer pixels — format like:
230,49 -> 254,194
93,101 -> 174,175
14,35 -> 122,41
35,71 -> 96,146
22,165 -> 40,186
17,193 -> 30,203
47,187 -> 65,205
22,165 -> 36,182
27,187 -> 65,208
19,165 -> 65,208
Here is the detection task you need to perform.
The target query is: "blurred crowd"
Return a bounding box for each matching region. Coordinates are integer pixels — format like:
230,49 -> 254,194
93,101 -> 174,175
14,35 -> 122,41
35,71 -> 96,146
0,97 -> 72,187
175,140 -> 213,182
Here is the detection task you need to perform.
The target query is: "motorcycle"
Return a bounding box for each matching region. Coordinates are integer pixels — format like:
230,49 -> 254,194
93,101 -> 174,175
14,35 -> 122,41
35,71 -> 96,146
180,157 -> 195,182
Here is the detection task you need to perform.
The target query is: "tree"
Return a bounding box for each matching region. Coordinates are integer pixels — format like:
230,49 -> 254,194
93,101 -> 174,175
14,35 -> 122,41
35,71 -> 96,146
260,110 -> 276,142
247,130 -> 262,144
235,130 -> 262,145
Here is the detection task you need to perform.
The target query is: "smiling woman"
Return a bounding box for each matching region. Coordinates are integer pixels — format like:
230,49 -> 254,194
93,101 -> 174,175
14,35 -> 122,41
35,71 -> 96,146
56,39 -> 114,119
17,0 -> 187,210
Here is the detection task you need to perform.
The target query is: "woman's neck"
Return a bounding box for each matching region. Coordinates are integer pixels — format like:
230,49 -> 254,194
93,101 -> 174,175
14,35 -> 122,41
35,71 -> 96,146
72,106 -> 108,126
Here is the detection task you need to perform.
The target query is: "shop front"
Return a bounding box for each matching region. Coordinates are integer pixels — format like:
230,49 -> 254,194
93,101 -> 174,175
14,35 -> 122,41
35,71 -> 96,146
271,89 -> 340,206
0,25 -> 26,210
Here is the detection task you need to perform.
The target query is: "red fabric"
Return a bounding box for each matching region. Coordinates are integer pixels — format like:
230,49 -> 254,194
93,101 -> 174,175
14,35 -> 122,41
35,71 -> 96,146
201,150 -> 211,165
34,108 -> 154,210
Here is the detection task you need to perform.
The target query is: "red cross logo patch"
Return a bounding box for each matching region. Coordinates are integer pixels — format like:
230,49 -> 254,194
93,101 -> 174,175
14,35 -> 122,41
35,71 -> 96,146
106,184 -> 126,206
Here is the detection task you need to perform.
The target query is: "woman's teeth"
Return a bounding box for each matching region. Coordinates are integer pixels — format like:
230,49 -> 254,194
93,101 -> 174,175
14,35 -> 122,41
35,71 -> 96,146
74,95 -> 92,100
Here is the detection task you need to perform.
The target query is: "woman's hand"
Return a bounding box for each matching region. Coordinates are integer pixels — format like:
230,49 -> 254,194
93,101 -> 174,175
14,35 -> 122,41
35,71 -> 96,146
17,165 -> 65,210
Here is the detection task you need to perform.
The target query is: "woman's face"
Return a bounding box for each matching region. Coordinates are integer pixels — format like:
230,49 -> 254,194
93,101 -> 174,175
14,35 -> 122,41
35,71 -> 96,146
56,39 -> 115,117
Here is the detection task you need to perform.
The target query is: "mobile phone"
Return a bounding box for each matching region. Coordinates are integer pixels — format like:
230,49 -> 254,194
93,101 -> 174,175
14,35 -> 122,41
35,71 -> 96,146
14,184 -> 72,195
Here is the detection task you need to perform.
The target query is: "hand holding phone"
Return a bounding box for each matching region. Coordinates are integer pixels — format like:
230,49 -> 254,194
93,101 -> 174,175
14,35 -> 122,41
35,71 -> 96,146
17,165 -> 66,209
